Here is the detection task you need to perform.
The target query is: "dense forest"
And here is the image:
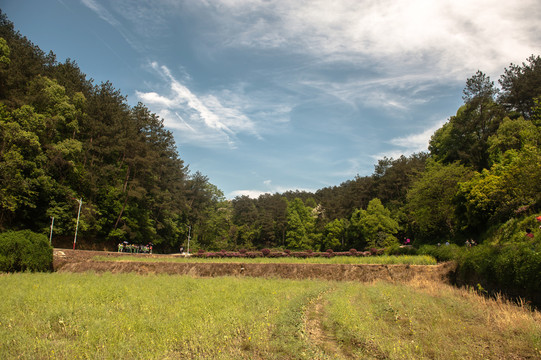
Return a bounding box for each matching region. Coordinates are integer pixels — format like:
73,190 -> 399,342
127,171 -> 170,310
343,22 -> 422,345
1,11 -> 540,253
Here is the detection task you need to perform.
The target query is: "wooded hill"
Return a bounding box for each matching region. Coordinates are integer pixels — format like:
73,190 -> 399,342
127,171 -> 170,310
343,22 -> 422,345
1,11 -> 540,252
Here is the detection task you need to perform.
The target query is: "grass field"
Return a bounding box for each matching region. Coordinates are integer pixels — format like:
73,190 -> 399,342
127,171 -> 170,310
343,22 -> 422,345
96,254 -> 437,265
1,273 -> 540,359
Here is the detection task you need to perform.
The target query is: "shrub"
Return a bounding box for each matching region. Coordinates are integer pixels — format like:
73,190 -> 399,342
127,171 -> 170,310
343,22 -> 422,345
261,248 -> 271,257
385,244 -> 418,256
0,230 -> 53,272
418,244 -> 463,262
349,248 -> 357,255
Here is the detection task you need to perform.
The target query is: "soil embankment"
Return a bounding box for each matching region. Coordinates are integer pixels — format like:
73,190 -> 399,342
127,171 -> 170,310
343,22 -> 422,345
54,249 -> 456,283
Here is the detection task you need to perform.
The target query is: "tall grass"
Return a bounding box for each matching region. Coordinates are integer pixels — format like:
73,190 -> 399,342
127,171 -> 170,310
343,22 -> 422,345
0,273 -> 328,359
1,273 -> 539,359
96,254 -> 437,265
323,279 -> 541,359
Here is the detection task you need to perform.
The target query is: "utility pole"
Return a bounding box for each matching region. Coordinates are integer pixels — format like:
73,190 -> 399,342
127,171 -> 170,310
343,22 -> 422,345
49,216 -> 54,245
187,225 -> 191,255
73,198 -> 82,250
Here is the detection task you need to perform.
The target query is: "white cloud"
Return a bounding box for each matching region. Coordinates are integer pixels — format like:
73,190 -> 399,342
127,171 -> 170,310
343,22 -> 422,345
372,119 -> 447,160
229,180 -> 316,199
81,0 -> 120,27
196,0 -> 540,78
229,189 -> 269,199
136,62 -> 261,148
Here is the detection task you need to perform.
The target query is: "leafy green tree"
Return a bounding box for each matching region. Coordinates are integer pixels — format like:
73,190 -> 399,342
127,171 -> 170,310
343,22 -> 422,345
322,218 -> 348,251
460,145 -> 541,227
0,37 -> 9,66
348,198 -> 399,249
286,198 -> 316,250
487,116 -> 540,162
406,161 -> 473,242
430,72 -> 504,171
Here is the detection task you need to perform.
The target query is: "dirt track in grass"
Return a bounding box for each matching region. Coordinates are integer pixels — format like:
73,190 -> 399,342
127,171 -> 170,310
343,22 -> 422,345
53,249 -> 456,283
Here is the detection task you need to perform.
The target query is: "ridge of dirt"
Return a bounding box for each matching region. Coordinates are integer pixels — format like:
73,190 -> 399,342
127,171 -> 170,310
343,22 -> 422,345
53,249 -> 456,283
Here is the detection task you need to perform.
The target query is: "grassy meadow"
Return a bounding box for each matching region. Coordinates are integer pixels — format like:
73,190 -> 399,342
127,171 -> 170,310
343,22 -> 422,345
96,254 -> 437,265
1,273 -> 540,359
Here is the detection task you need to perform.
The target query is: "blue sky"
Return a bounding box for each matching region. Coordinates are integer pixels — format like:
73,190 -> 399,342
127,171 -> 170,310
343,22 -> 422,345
3,0 -> 540,198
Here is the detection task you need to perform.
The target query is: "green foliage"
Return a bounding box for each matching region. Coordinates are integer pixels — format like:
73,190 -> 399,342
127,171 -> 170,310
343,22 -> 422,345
429,71 -> 505,171
349,198 -> 399,249
285,198 -> 316,250
321,218 -> 347,251
0,37 -> 10,66
406,160 -> 472,242
498,55 -> 541,119
487,116 -> 540,162
384,244 -> 418,256
459,146 -> 541,227
0,230 -> 52,272
417,244 -> 464,262
457,241 -> 541,300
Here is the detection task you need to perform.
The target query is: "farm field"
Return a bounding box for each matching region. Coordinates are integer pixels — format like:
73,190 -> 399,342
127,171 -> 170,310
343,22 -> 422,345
96,254 -> 437,265
1,272 -> 540,359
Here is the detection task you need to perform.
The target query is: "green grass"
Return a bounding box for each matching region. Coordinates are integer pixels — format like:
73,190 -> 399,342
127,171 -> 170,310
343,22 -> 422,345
96,254 -> 437,265
323,280 -> 541,359
1,273 -> 539,359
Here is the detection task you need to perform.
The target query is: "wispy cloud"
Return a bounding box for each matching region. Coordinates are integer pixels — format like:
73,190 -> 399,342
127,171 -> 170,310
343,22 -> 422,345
136,62 -> 260,148
80,0 -> 119,27
193,0 -> 539,79
371,119 -> 447,161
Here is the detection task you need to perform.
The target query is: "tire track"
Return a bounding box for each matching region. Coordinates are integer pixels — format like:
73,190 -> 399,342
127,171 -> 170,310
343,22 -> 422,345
304,288 -> 355,360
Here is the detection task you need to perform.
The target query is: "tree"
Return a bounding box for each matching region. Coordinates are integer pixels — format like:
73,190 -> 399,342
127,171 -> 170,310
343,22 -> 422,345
322,218 -> 348,251
499,55 -> 541,119
406,161 -> 473,242
372,153 -> 428,209
460,145 -> 541,227
487,116 -> 540,162
348,199 -> 399,249
285,198 -> 316,250
430,72 -> 504,171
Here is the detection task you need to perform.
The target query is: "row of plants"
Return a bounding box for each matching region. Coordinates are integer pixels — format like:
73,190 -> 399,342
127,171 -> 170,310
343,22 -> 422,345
191,248 -> 385,259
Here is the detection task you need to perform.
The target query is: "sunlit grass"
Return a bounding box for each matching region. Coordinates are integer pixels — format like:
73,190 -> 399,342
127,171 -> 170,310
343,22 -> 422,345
0,272 -> 327,359
1,273 -> 539,359
323,279 -> 541,359
95,254 -> 437,265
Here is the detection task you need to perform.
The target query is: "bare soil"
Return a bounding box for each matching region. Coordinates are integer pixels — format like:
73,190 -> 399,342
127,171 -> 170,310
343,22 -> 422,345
53,249 -> 456,283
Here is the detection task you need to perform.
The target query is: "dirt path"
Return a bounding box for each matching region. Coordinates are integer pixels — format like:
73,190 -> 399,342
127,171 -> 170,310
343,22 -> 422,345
304,289 -> 356,360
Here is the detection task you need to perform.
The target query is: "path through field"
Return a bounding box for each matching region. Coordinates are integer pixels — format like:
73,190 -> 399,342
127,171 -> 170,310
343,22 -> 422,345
304,288 -> 353,359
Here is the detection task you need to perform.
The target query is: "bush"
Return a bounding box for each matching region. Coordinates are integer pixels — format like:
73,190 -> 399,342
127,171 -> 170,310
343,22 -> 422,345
0,230 -> 53,272
385,244 -> 418,256
418,244 -> 463,262
457,241 -> 541,299
261,248 -> 271,257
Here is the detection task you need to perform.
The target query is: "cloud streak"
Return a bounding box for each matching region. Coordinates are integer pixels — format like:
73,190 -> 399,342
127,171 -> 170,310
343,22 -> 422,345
136,62 -> 260,148
197,0 -> 540,77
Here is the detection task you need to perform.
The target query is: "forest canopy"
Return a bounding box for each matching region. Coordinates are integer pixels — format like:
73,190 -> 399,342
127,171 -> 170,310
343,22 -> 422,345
0,11 -> 540,252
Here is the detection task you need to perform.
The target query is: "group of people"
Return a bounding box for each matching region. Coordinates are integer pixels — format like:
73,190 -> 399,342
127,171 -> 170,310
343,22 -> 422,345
465,239 -> 477,247
117,242 -> 152,254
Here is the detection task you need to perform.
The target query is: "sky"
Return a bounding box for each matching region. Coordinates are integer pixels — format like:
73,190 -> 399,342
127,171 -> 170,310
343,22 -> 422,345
3,1 -> 540,198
